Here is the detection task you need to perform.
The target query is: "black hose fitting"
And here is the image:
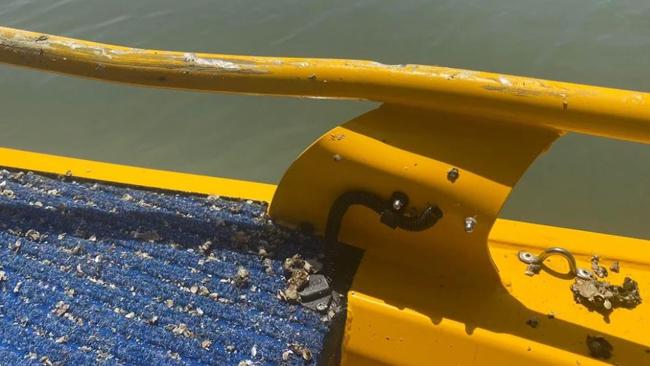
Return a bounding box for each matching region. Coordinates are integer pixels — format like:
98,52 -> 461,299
325,190 -> 443,246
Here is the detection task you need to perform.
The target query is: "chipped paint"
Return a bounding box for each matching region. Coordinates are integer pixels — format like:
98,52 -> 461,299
49,40 -> 114,59
444,70 -> 495,83
483,83 -> 580,99
109,47 -> 148,56
183,52 -> 240,70
498,76 -> 512,86
51,39 -> 84,50
0,32 -> 116,61
0,31 -> 51,56
181,52 -> 269,74
369,61 -> 414,71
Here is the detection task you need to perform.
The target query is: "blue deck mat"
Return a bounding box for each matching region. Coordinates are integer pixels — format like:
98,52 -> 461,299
0,169 -> 340,366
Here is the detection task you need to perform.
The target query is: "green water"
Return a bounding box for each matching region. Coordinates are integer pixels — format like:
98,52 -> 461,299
2,0 -> 650,238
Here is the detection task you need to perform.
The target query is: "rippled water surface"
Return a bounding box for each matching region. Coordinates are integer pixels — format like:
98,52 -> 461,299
1,0 -> 650,237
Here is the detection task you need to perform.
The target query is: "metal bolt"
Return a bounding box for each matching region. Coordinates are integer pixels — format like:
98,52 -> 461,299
518,251 -> 536,264
577,268 -> 593,280
392,199 -> 404,211
316,302 -> 327,312
332,154 -> 342,162
447,168 -> 459,183
464,216 -> 477,233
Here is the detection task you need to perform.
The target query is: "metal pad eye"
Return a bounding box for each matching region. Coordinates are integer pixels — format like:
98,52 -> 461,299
518,247 -> 590,280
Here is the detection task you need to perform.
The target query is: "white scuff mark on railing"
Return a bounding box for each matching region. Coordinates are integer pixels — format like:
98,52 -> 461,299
109,47 -> 147,56
183,52 -> 241,71
52,39 -> 82,50
0,32 -> 116,61
498,76 -> 513,86
52,39 -> 113,59
443,70 -> 495,84
369,61 -> 407,68
368,61 -> 446,77
0,32 -> 50,52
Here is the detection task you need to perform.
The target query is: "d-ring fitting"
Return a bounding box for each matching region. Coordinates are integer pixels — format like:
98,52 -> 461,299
518,247 -> 592,280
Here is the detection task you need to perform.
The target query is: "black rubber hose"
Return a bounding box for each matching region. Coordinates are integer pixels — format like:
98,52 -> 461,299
324,190 -> 386,245
319,190 -> 442,365
324,190 -> 443,246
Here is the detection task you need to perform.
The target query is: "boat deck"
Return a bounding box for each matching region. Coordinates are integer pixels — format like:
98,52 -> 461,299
0,169 -> 339,365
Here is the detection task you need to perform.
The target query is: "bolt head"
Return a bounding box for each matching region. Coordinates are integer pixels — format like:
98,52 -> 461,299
316,303 -> 327,312
447,168 -> 460,183
464,216 -> 477,233
392,199 -> 404,211
577,268 -> 593,280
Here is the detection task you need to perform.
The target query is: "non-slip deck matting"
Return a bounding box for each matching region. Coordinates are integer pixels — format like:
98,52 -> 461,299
0,169 -> 335,365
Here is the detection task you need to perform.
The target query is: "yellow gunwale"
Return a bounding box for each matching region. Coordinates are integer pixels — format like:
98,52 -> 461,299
0,147 -> 275,202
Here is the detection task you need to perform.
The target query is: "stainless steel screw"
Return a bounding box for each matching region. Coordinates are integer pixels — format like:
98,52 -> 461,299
316,302 -> 327,312
464,216 -> 477,233
392,199 -> 404,211
447,167 -> 460,183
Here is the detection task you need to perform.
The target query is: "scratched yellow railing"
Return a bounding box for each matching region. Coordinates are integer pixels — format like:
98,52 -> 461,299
1,25 -> 650,144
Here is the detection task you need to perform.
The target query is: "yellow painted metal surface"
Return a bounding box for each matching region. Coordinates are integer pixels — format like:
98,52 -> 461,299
2,25 -> 650,144
0,147 -> 275,202
272,104 -> 559,274
344,220 -> 650,366
271,104 -> 650,365
2,25 -> 650,365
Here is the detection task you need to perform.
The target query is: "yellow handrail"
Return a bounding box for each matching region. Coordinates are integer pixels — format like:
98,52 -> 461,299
2,25 -> 650,143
